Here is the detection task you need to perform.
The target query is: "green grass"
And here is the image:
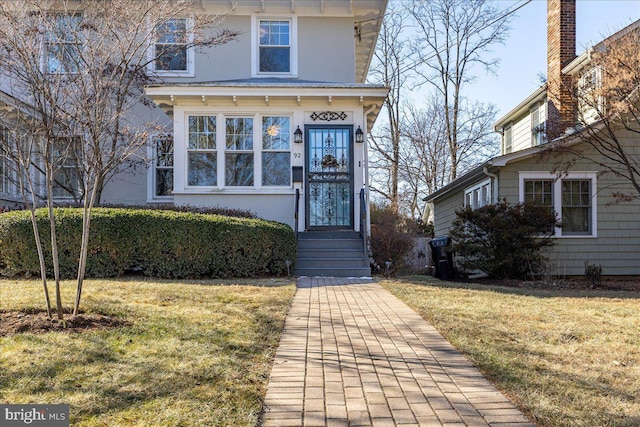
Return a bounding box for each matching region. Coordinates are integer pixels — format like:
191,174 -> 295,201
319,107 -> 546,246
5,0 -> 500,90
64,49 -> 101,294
0,278 -> 296,426
382,276 -> 640,427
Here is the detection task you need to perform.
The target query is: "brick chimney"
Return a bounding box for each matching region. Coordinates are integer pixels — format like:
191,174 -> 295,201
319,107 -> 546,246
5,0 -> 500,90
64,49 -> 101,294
547,0 -> 576,140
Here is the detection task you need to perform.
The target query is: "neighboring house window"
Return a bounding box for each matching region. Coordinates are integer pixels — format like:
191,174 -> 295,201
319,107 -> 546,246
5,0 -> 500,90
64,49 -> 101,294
52,137 -> 81,199
561,180 -> 592,235
531,105 -> 546,146
464,179 -> 491,210
252,17 -> 297,77
503,125 -> 513,154
578,66 -> 603,123
262,116 -> 291,186
225,117 -> 254,186
152,18 -> 193,74
187,115 -> 217,186
519,173 -> 597,237
153,135 -> 173,197
44,14 -> 82,74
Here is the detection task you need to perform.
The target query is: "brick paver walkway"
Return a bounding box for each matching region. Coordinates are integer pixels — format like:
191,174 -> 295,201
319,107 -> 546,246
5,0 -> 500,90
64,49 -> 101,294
262,277 -> 535,427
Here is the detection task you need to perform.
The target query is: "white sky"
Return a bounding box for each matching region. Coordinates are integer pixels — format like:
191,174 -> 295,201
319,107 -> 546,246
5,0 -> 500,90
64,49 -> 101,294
471,0 -> 640,120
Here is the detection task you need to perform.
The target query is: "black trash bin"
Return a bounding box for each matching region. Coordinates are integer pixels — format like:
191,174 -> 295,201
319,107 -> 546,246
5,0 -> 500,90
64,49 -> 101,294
429,236 -> 453,280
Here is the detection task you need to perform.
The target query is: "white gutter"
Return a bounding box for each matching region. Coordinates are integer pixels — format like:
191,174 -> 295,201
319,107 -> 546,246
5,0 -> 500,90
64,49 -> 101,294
483,166 -> 499,203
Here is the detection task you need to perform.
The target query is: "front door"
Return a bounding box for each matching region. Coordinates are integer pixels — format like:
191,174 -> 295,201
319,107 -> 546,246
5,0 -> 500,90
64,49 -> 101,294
306,126 -> 354,229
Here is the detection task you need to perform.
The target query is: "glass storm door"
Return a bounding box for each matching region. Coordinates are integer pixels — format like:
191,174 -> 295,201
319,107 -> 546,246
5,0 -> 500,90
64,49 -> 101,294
306,126 -> 354,229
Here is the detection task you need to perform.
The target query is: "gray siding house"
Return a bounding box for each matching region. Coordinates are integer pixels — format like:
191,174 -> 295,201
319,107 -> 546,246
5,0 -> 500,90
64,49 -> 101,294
426,0 -> 640,277
0,1 -> 389,276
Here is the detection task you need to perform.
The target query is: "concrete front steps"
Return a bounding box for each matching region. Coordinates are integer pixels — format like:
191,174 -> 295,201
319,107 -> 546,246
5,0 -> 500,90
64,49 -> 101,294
294,231 -> 371,277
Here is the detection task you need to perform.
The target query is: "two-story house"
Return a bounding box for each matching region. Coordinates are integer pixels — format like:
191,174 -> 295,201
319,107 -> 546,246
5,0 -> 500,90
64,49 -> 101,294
425,0 -> 640,277
0,1 -> 389,276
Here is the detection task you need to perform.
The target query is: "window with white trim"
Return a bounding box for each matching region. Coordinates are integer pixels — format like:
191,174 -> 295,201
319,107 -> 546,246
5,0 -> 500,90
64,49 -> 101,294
259,20 -> 290,73
44,13 -> 82,74
187,116 -> 217,186
503,125 -> 513,154
531,105 -> 546,146
152,18 -> 193,74
464,179 -> 491,210
519,173 -> 597,237
0,128 -> 12,194
52,136 -> 82,199
225,117 -> 254,187
262,116 -> 291,186
153,135 -> 173,197
578,66 -> 603,124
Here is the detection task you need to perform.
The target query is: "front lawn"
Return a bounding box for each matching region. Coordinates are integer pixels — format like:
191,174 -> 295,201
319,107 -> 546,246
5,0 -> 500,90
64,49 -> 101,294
382,276 -> 640,427
0,278 -> 296,426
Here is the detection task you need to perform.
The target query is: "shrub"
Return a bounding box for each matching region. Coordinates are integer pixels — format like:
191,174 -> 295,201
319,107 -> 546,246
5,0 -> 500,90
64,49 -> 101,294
370,204 -> 416,274
0,208 -> 295,279
450,201 -> 560,279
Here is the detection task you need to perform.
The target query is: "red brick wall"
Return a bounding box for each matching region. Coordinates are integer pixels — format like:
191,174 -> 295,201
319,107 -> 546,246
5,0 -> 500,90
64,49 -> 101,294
547,0 -> 576,140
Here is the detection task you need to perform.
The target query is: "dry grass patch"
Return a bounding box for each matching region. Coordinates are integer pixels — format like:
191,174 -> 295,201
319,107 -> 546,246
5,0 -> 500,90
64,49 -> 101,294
382,276 -> 640,427
0,278 -> 296,426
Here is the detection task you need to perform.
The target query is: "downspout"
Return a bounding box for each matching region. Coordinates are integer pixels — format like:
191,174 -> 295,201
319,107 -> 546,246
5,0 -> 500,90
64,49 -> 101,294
483,165 -> 499,203
363,104 -> 377,245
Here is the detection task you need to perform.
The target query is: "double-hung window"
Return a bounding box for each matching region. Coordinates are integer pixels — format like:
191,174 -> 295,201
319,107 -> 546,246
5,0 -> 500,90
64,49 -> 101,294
0,128 -> 12,194
259,20 -> 290,73
187,116 -> 217,186
52,136 -> 82,199
503,125 -> 513,154
464,179 -> 492,210
44,14 -> 82,74
262,117 -> 291,186
153,18 -> 193,74
531,105 -> 546,146
225,118 -> 254,186
520,173 -> 597,237
153,135 -> 173,197
578,66 -> 603,124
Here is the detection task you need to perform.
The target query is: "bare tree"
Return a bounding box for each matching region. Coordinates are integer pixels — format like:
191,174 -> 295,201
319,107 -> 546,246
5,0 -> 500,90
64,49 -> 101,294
0,0 -> 238,318
368,4 -> 411,212
549,26 -> 640,201
398,99 -> 451,217
409,0 -> 510,180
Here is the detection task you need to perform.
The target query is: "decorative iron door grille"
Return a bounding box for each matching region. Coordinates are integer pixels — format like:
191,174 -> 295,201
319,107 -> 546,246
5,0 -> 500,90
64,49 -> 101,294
306,126 -> 354,229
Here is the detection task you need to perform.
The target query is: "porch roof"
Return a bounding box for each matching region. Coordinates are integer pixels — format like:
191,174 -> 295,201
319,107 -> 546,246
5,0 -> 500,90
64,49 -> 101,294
145,80 -> 389,130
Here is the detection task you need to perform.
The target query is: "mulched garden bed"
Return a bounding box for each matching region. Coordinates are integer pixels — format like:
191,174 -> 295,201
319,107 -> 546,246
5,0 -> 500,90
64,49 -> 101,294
0,310 -> 127,336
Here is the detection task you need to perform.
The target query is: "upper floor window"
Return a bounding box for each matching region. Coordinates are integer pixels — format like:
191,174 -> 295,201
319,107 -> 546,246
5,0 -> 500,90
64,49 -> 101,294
253,17 -> 297,77
152,18 -> 193,75
519,172 -> 597,237
44,14 -> 82,74
578,66 -> 603,124
503,125 -> 513,154
530,105 -> 546,146
464,179 -> 491,210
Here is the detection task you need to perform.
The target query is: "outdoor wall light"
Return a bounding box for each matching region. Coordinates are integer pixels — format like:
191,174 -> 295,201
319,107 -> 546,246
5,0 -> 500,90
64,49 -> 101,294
355,125 -> 364,143
294,126 -> 303,144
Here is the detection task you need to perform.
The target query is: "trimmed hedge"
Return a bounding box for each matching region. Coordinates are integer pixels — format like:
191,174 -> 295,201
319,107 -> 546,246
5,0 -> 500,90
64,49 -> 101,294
0,208 -> 296,279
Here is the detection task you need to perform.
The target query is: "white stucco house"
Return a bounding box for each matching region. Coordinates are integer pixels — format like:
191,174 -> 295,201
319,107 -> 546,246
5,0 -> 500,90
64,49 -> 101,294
0,1 -> 389,276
